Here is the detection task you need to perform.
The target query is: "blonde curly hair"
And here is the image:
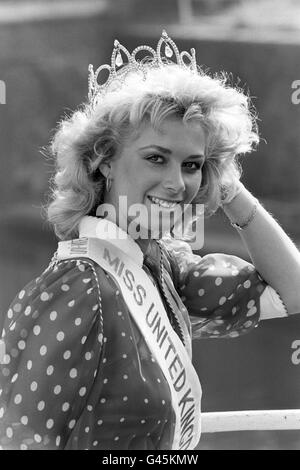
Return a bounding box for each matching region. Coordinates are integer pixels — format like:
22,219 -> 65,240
44,63 -> 259,241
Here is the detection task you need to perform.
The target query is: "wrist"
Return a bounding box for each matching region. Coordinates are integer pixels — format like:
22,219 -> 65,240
222,186 -> 259,231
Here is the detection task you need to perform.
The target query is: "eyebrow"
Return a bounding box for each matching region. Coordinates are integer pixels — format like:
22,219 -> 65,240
138,145 -> 205,159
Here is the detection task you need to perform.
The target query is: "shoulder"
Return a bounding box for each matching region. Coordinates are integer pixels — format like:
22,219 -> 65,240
2,257 -> 110,337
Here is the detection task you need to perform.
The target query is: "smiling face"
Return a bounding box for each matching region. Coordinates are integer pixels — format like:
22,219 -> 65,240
99,116 -> 206,238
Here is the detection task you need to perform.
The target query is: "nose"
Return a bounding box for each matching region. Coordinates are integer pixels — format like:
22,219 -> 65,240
162,165 -> 185,195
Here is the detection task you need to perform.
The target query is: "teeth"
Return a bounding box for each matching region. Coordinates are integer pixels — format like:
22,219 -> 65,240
148,196 -> 179,209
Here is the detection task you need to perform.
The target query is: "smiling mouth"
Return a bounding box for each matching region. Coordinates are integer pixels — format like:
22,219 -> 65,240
147,195 -> 182,209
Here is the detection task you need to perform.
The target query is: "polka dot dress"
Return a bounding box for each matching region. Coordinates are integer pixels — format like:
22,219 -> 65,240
0,239 -> 268,450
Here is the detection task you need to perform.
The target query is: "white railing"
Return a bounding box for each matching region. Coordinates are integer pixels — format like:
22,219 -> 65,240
202,409 -> 300,432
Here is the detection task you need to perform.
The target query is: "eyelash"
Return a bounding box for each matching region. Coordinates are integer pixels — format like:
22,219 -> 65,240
146,155 -> 203,171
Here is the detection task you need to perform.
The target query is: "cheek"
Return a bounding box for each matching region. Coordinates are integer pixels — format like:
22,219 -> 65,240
188,173 -> 202,196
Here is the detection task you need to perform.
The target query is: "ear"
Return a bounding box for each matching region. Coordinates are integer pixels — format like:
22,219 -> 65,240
99,161 -> 111,178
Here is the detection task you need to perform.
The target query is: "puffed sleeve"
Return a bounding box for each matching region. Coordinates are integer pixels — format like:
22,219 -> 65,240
0,258 -> 103,450
161,237 -> 269,340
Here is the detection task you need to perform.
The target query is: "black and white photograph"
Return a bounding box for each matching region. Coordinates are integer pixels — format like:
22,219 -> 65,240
0,0 -> 300,452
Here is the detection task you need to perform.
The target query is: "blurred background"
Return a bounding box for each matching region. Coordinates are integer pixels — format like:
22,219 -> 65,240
0,0 -> 300,449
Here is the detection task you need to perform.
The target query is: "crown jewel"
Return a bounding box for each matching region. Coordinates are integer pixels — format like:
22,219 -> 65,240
88,30 -> 197,106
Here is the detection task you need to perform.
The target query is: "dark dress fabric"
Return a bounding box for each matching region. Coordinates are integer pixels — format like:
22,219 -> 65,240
0,238 -> 267,449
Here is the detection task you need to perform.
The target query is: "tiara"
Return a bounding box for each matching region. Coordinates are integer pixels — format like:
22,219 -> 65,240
88,30 -> 197,106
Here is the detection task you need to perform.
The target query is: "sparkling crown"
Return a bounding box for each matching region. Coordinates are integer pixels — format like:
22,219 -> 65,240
88,30 -> 197,106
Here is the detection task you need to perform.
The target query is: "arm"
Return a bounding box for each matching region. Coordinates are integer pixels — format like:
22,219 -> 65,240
222,183 -> 300,315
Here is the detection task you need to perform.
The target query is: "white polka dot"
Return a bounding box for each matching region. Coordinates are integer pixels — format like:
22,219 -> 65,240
18,290 -> 26,299
56,331 -> 65,342
68,420 -> 76,429
144,398 -> 149,403
83,278 -> 91,284
229,331 -> 239,338
215,277 -> 223,286
219,296 -> 227,305
40,345 -> 47,356
93,441 -> 98,446
247,300 -> 255,308
81,336 -> 87,345
244,321 -> 253,328
63,350 -> 71,360
9,322 -> 16,331
92,304 -> 98,311
114,436 -> 119,441
87,288 -> 93,295
122,354 -> 127,359
33,325 -> 41,336
62,402 -> 70,412
37,401 -> 45,411
100,398 -> 106,404
11,373 -> 18,383
74,318 -> 82,326
85,352 -> 92,360
18,340 -> 26,350
50,311 -> 57,321
20,444 -> 28,450
2,354 -> 10,365
123,374 -> 128,380
102,358 -> 107,364
97,419 -> 103,425
162,400 -> 166,405
6,427 -> 13,438
117,311 -> 123,316
247,306 -> 257,317
69,368 -> 77,378
47,365 -> 54,375
7,308 -> 13,319
46,419 -> 54,429
123,396 -> 128,401
141,419 -> 146,424
68,300 -> 75,307
24,305 -> 31,317
97,333 -> 103,343
56,436 -> 61,447
30,381 -> 38,392
61,284 -> 69,291
120,417 -> 125,422
85,426 -> 90,433
54,385 -> 61,395
14,394 -> 22,404
232,307 -> 237,315
40,292 -> 49,301
21,416 -> 28,425
34,434 -> 42,443
197,289 -> 205,296
13,303 -> 22,313
193,270 -> 200,277
121,332 -> 126,337
103,378 -> 108,384
79,387 -> 87,397
243,280 -> 251,289
0,407 -> 4,418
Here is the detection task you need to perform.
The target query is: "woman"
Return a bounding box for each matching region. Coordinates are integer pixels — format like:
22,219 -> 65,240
0,31 -> 300,450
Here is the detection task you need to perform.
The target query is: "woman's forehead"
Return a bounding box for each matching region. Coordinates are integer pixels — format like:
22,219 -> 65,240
128,117 -> 206,152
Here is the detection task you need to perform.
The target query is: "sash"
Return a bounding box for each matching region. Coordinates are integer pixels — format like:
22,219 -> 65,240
57,237 -> 202,450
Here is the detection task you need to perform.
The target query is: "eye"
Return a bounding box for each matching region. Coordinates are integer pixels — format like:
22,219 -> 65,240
183,161 -> 203,171
146,155 -> 165,164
